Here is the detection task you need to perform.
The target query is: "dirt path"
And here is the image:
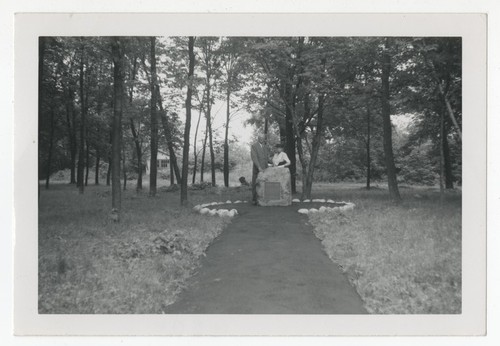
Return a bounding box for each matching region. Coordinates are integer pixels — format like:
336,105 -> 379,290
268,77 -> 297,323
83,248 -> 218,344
165,203 -> 366,314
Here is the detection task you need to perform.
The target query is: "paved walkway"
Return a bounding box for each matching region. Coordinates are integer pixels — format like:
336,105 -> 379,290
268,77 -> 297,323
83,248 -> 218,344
165,203 -> 366,314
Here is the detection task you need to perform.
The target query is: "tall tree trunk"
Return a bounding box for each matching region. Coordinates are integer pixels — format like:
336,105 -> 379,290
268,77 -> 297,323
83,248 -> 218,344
111,37 -> 124,220
39,37 -> 46,196
149,37 -> 159,197
45,108 -> 55,189
278,121 -> 286,145
181,37 -> 195,205
122,143 -> 127,190
94,96 -> 102,186
106,156 -> 111,186
170,160 -> 175,186
297,143 -> 307,196
264,86 -> 270,137
380,38 -> 401,202
159,111 -> 181,184
70,95 -> 77,184
95,149 -> 100,185
439,105 -> 445,204
156,86 -> 181,184
201,42 -> 217,187
440,42 -> 458,185
303,94 -> 325,200
442,118 -> 454,189
366,107 -> 371,190
200,122 -> 208,182
223,88 -> 231,187
284,81 -> 296,193
85,130 -> 90,186
106,128 -> 112,186
192,105 -> 203,184
128,56 -> 143,191
206,81 -> 216,187
106,156 -> 112,186
294,94 -> 308,199
76,42 -> 86,194
64,86 -> 77,184
129,119 -> 143,190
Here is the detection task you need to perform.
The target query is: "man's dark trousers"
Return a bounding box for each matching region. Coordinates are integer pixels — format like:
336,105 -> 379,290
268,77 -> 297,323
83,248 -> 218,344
252,164 -> 259,203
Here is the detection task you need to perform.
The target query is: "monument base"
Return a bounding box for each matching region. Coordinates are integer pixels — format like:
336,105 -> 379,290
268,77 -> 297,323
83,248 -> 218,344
256,166 -> 292,206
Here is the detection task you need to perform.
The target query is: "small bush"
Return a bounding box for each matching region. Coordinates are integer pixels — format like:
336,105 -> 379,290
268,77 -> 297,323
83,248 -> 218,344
190,181 -> 213,190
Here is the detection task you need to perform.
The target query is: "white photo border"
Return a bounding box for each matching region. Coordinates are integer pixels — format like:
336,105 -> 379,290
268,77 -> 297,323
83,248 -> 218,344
13,12 -> 486,336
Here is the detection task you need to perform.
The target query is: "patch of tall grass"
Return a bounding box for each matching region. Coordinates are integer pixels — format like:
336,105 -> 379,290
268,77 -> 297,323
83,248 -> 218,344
38,184 -> 230,313
307,186 -> 461,314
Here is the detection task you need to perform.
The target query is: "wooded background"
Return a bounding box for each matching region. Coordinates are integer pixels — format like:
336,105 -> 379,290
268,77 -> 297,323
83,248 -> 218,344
38,36 -> 462,219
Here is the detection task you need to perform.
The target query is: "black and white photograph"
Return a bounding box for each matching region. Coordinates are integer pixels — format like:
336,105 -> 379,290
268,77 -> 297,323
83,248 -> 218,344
36,35 -> 463,315
9,11 -> 489,338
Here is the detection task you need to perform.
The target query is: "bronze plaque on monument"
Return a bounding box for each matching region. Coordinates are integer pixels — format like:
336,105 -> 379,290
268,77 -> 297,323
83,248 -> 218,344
264,182 -> 281,201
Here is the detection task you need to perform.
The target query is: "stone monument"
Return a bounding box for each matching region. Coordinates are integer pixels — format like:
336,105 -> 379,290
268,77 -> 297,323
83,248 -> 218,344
256,166 -> 292,206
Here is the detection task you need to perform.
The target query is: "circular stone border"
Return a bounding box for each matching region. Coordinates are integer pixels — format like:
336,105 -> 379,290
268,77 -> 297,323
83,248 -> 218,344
297,200 -> 356,215
293,198 -> 356,215
193,198 -> 355,217
193,200 -> 247,218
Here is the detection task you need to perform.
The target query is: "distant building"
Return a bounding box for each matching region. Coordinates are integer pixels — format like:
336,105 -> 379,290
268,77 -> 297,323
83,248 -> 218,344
144,150 -> 170,174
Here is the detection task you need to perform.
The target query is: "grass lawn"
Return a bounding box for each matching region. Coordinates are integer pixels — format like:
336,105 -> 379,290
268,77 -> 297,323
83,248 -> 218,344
307,183 -> 461,314
38,182 -> 250,314
39,178 -> 461,314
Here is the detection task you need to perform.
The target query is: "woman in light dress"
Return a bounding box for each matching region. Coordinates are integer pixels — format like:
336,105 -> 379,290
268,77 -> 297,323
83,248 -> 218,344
271,144 -> 291,168
271,144 -> 292,200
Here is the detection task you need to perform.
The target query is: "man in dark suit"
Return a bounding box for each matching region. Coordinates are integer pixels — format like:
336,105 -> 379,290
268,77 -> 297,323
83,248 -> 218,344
251,133 -> 270,205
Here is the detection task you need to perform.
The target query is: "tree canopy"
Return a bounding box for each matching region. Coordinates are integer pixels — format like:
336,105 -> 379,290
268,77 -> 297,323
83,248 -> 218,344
39,36 -> 462,215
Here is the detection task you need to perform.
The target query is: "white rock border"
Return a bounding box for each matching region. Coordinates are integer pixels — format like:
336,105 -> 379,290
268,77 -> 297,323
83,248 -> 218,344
293,198 -> 339,204
297,201 -> 356,215
193,198 -> 355,217
193,200 -> 247,218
